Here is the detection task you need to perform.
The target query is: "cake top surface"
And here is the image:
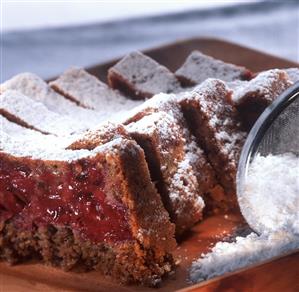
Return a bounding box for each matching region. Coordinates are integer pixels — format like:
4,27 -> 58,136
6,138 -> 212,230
0,128 -> 128,162
126,111 -> 180,139
284,67 -> 299,83
109,51 -> 181,94
50,67 -> 143,113
0,115 -> 72,149
0,73 -> 105,127
0,90 -> 85,136
176,50 -> 249,84
232,69 -> 293,104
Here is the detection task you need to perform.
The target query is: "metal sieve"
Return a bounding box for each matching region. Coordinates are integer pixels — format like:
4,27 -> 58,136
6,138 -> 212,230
237,82 -> 299,233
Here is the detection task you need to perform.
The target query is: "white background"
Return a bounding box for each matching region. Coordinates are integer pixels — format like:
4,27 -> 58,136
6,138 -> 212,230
2,0 -> 258,32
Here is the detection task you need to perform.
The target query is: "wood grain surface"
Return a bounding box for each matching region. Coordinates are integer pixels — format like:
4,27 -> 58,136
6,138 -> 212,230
2,38 -> 298,292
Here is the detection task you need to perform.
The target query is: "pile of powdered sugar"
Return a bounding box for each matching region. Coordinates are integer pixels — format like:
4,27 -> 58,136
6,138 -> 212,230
190,230 -> 299,283
190,152 -> 299,283
241,153 -> 299,235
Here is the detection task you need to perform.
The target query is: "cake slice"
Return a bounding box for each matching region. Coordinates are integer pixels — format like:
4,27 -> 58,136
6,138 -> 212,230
0,90 -> 84,135
180,79 -> 247,206
126,111 -> 207,234
68,121 -> 129,151
124,94 -> 221,219
108,51 -> 181,99
0,135 -> 176,286
232,69 -> 293,129
0,73 -> 104,127
69,94 -> 218,232
49,67 -> 143,115
285,67 -> 299,83
175,51 -> 252,87
0,115 -> 71,149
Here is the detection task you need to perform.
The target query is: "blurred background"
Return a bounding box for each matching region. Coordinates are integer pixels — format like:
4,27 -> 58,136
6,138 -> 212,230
1,0 -> 299,82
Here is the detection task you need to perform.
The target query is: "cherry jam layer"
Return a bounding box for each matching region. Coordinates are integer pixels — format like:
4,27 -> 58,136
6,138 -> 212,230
0,154 -> 132,243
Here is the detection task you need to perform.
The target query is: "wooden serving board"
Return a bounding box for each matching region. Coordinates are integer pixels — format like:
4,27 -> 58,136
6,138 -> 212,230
1,38 -> 298,292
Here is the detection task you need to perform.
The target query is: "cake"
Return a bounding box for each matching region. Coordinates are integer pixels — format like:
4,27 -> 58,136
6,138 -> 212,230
285,67 -> 299,83
108,51 -> 182,99
175,51 -> 252,87
180,79 -> 247,206
0,47 -> 297,286
0,90 -> 83,136
49,67 -> 143,115
0,134 -> 176,286
0,115 -> 71,149
0,73 -> 103,127
232,69 -> 293,129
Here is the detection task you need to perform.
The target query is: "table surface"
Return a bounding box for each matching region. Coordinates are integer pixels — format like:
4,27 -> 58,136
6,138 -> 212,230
2,1 -> 299,82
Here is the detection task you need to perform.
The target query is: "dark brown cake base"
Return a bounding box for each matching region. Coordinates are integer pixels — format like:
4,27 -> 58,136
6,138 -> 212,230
0,221 -> 175,286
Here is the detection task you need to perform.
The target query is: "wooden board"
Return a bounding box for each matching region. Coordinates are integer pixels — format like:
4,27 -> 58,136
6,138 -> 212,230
1,38 -> 298,292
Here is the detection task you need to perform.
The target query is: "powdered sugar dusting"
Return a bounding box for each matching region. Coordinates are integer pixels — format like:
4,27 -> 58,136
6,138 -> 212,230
191,79 -> 246,164
241,153 -> 299,235
50,67 -> 143,116
0,90 -> 85,135
109,51 -> 181,97
0,130 -> 125,162
232,69 -> 293,104
190,231 -> 299,283
0,73 -> 104,127
175,50 -> 250,85
190,153 -> 299,283
284,67 -> 299,83
0,115 -> 72,149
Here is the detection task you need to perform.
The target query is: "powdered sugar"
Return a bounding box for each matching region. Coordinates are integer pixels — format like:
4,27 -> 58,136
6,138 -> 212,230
109,51 -> 181,98
190,230 -> 299,283
175,51 -> 250,86
232,69 -> 293,104
50,67 -> 143,117
240,153 -> 299,235
0,90 -> 84,135
0,115 -> 72,149
0,73 -> 105,127
190,153 -> 299,283
284,67 -> 299,84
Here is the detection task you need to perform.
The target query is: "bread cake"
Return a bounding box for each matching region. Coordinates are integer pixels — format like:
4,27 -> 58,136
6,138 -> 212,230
0,90 -> 84,135
0,135 -> 176,286
285,67 -> 299,83
1,47 -> 297,286
50,67 -> 143,116
0,115 -> 71,149
175,51 -> 252,87
180,79 -> 247,207
126,111 -> 204,234
232,69 -> 293,129
0,73 -> 107,128
108,51 -> 181,99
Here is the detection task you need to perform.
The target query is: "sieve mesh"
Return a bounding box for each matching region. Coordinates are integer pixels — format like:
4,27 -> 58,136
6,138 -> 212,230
257,95 -> 299,156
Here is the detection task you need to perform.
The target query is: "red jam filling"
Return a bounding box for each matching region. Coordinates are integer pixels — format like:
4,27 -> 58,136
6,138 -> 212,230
0,155 -> 132,243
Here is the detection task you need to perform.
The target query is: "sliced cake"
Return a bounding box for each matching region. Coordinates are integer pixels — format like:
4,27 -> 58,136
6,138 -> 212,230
232,69 -> 293,129
0,90 -> 83,135
0,73 -> 104,127
180,79 -> 247,207
0,115 -> 71,149
108,51 -> 181,99
175,51 -> 252,87
49,67 -> 142,116
0,134 -> 176,286
285,67 -> 299,83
